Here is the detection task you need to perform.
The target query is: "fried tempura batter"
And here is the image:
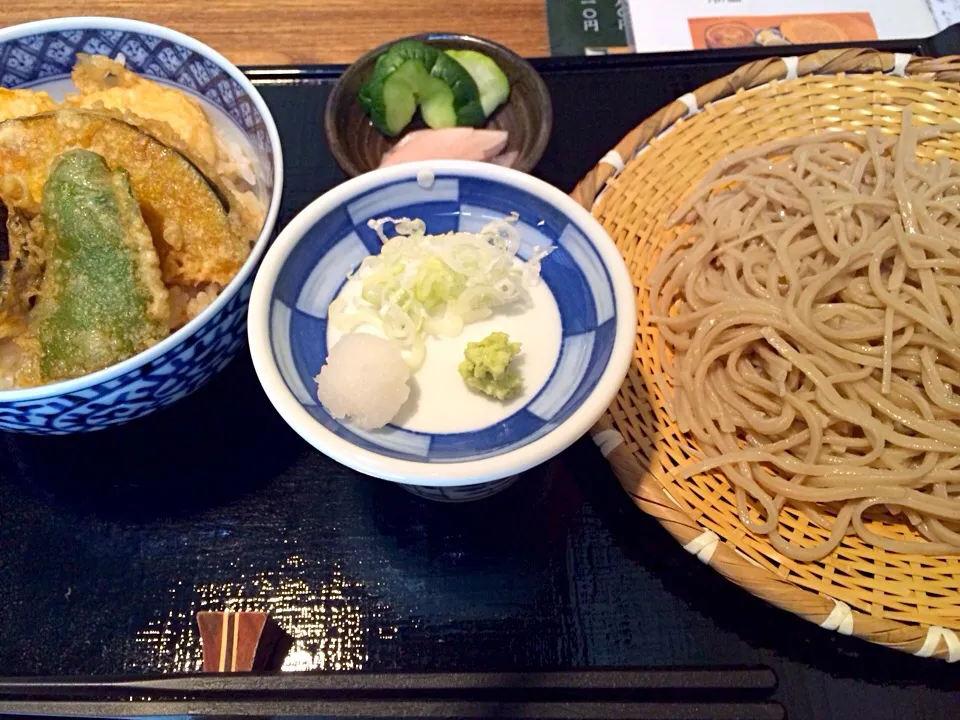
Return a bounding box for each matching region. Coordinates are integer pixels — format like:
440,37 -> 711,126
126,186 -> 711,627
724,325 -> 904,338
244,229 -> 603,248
66,54 -> 220,169
0,198 -> 45,339
0,87 -> 57,123
0,110 -> 248,286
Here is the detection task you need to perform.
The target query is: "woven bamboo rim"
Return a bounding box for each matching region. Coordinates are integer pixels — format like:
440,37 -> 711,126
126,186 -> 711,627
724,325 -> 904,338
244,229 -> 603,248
572,48 -> 960,662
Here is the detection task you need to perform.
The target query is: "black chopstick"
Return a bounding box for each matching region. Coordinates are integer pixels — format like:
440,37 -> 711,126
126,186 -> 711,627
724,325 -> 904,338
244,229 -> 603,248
0,667 -> 778,697
0,698 -> 787,719
0,668 -> 783,719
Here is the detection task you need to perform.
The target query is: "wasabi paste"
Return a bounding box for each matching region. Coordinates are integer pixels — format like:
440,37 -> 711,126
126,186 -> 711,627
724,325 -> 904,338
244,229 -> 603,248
458,331 -> 522,400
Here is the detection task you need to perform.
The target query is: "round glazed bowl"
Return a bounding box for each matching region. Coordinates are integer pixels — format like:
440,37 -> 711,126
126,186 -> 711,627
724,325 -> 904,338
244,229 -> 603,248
0,17 -> 283,434
248,160 -> 635,501
324,32 -> 552,178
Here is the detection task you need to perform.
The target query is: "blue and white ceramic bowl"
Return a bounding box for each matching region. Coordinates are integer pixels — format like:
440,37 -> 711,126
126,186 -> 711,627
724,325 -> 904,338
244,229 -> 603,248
249,161 -> 635,501
0,17 -> 283,434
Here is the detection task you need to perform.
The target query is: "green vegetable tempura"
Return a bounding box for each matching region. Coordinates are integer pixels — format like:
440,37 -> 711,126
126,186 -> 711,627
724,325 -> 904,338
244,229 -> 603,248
34,149 -> 169,381
458,331 -> 522,400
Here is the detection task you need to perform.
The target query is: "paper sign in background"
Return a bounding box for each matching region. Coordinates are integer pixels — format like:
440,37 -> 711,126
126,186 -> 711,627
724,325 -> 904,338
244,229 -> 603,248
688,12 -> 878,50
627,0 -> 935,54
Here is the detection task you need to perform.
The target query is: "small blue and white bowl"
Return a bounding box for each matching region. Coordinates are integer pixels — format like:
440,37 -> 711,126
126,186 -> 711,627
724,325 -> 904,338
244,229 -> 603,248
249,161 -> 635,501
0,17 -> 283,434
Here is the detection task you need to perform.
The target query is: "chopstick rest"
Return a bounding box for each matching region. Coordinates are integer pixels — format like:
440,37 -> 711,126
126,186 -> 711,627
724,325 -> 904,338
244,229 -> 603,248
196,611 -> 292,672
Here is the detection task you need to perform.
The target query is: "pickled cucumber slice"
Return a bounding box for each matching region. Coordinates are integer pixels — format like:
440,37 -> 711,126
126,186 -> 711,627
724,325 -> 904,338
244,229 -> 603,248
445,49 -> 510,117
357,40 -> 484,135
427,53 -> 484,127
418,77 -> 458,129
360,60 -> 430,136
369,40 -> 441,83
34,149 -> 169,382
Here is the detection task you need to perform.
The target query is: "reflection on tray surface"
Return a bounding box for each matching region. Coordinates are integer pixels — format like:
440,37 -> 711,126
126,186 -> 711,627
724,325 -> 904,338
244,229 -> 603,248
134,555 -> 393,672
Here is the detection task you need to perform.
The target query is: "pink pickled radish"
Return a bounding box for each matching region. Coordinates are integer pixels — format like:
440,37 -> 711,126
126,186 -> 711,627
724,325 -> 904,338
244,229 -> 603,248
379,128 -> 509,167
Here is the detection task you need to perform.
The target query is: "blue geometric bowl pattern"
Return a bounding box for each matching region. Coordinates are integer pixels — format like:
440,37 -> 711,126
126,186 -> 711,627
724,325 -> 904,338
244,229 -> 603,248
0,20 -> 280,434
399,474 -> 521,502
0,26 -> 272,176
0,281 -> 253,434
269,174 -> 618,464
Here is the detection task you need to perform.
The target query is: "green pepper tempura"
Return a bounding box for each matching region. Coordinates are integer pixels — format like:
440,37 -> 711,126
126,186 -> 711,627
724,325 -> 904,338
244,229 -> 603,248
458,331 -> 522,400
34,149 -> 169,381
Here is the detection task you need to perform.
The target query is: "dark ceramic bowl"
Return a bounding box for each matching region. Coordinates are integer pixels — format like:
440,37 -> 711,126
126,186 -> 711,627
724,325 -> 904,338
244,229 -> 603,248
324,32 -> 552,177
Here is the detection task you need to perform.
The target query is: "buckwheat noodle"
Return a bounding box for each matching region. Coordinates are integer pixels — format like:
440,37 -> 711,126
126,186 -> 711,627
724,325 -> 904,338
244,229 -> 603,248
650,108 -> 960,560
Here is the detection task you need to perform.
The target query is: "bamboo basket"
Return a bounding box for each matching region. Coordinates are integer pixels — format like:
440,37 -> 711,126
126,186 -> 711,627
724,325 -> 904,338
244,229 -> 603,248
572,48 -> 960,661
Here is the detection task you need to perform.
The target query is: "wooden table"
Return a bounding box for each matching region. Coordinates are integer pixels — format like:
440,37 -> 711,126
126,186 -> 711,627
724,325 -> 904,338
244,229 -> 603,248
2,1 -> 550,66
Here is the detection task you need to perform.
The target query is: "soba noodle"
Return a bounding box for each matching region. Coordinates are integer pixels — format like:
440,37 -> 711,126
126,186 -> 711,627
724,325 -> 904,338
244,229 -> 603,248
650,107 -> 960,560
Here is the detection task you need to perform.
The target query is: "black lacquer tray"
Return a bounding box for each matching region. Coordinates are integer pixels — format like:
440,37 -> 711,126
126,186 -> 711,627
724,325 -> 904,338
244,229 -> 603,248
2,28 -> 960,719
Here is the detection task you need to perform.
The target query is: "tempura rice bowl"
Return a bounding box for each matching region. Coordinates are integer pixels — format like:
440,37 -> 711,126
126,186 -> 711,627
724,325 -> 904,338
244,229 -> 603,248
0,17 -> 283,433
